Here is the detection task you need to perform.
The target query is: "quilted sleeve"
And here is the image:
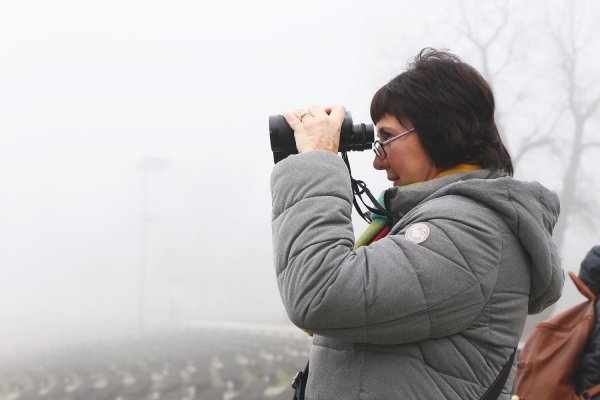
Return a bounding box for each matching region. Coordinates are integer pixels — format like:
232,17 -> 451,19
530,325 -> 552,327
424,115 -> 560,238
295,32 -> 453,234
271,151 -> 496,344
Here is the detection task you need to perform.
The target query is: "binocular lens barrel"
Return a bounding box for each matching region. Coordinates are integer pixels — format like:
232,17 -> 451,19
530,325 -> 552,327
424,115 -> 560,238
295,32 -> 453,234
269,112 -> 374,164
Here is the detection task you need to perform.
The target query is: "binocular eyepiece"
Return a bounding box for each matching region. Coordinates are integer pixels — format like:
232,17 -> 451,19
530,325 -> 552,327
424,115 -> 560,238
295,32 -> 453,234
269,112 -> 374,163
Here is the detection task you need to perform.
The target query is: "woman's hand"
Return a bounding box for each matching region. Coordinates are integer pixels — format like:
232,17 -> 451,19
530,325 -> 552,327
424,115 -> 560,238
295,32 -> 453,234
283,105 -> 346,153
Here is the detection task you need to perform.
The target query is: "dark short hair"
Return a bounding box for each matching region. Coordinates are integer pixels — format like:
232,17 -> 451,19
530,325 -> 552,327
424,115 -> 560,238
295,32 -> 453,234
370,48 -> 513,176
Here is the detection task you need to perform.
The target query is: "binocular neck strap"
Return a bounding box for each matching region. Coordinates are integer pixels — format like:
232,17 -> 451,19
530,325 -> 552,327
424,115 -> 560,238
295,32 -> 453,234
341,152 -> 400,225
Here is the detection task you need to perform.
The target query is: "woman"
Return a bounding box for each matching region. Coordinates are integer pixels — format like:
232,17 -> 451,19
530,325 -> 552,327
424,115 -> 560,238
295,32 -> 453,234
270,48 -> 563,399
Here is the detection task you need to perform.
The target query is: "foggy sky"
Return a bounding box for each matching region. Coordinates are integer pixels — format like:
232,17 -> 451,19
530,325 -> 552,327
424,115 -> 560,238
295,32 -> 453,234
1,0 -> 599,353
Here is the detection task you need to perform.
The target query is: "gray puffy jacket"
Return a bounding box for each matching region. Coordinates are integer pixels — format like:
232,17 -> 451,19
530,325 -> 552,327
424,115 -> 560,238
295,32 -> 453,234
271,151 -> 564,400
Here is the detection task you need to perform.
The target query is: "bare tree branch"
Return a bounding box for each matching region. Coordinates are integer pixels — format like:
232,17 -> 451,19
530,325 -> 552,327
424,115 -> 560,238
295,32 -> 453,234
572,195 -> 600,233
513,136 -> 553,166
490,37 -> 516,77
513,106 -> 566,166
583,141 -> 600,150
584,96 -> 600,120
457,0 -> 477,43
546,0 -> 600,254
484,1 -> 509,48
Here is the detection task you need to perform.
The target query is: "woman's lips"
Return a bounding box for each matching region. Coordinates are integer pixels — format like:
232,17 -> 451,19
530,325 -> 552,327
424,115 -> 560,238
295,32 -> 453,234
388,177 -> 402,186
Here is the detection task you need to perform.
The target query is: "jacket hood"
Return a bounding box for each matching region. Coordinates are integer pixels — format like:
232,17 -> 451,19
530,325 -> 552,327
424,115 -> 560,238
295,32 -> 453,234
385,169 -> 564,314
579,245 -> 600,295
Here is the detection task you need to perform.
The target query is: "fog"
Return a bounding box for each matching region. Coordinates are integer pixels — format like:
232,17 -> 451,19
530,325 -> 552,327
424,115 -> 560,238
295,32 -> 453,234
1,0 -> 599,354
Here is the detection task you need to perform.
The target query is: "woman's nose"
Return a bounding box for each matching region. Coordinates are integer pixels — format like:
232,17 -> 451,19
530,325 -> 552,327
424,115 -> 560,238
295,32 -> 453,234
373,153 -> 387,170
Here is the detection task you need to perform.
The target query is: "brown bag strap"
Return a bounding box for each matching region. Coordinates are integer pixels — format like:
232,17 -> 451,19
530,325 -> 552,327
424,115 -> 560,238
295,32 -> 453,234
580,383 -> 600,399
569,271 -> 596,301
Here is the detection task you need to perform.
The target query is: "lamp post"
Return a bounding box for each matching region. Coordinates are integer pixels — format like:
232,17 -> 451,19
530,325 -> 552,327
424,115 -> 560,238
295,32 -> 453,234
137,157 -> 169,332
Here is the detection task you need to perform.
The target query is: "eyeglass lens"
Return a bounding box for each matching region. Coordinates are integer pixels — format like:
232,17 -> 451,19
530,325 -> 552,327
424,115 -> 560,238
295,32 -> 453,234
373,142 -> 385,159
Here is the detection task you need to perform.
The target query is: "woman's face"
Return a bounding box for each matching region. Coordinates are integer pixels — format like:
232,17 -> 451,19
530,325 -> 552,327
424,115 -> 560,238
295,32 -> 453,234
373,114 -> 441,186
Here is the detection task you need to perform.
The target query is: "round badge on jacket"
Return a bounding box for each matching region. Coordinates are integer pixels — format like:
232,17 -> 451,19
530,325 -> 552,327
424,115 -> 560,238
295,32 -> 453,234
405,223 -> 430,244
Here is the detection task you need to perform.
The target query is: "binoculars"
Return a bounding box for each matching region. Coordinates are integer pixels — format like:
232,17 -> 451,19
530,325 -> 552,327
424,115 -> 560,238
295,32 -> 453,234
268,112 -> 374,163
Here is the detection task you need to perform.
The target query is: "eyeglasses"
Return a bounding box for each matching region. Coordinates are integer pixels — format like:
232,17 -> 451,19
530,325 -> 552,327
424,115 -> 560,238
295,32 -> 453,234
372,128 -> 416,159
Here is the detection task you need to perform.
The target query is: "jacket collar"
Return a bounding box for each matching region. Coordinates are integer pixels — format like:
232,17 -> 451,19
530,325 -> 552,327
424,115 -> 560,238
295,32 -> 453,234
385,169 -> 505,217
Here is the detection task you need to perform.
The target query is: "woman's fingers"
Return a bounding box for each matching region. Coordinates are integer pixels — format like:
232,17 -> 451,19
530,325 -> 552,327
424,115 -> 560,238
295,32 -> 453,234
327,105 -> 347,124
284,105 -> 346,154
284,111 -> 303,131
309,106 -> 328,118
